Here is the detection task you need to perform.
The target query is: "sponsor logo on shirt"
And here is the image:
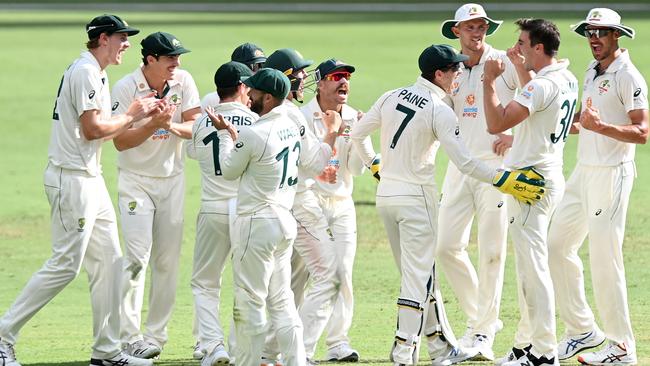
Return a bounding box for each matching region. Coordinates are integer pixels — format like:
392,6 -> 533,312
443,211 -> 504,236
152,128 -> 171,141
112,102 -> 119,111
521,84 -> 534,99
634,88 -> 642,98
462,94 -> 478,118
451,81 -> 460,96
340,124 -> 351,142
88,90 -> 95,99
598,80 -> 610,95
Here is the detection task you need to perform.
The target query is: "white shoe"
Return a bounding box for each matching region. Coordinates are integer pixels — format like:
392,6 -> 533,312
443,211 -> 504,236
0,339 -> 21,366
431,345 -> 477,366
495,346 -> 529,366
90,351 -> 154,366
325,343 -> 360,362
194,341 -> 207,360
558,329 -> 606,360
577,342 -> 637,365
469,334 -> 494,361
202,344 -> 230,366
123,340 -> 161,359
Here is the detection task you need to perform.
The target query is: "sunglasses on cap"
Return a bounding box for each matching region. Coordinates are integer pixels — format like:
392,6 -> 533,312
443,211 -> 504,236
584,28 -> 614,38
323,71 -> 352,82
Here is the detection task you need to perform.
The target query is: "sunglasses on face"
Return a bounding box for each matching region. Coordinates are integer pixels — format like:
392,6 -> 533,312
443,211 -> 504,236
250,62 -> 265,72
324,71 -> 352,82
584,29 -> 613,38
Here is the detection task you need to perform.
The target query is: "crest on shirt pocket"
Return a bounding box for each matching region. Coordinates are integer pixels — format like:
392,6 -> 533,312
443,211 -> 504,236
598,80 -> 610,95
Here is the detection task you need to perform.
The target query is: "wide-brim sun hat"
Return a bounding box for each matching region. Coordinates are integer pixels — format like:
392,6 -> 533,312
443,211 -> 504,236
441,3 -> 502,40
571,8 -> 635,39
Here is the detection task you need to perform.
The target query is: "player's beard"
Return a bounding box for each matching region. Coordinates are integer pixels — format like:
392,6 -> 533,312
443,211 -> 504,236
250,95 -> 264,115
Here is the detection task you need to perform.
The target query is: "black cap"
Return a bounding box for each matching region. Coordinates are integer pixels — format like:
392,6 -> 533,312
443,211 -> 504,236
86,14 -> 139,39
243,68 -> 291,99
141,32 -> 191,57
315,59 -> 355,81
231,43 -> 266,64
214,61 -> 254,89
265,48 -> 313,75
418,44 -> 469,73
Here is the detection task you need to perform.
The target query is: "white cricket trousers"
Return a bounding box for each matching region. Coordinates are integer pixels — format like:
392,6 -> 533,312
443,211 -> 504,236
376,183 -> 440,365
118,170 -> 184,347
191,198 -> 237,355
437,160 -> 507,336
549,162 -> 636,355
232,207 -> 305,366
509,173 -> 564,359
0,164 -> 122,359
296,193 -> 357,358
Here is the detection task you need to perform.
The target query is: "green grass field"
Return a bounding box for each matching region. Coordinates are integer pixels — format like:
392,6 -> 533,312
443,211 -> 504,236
1,9 -> 649,366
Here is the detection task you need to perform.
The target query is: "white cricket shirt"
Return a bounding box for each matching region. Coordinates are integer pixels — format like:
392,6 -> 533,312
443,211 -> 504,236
351,76 -> 495,197
301,98 -> 371,198
217,103 -> 301,215
112,66 -> 200,177
450,44 -> 518,159
578,49 -> 648,166
186,102 -> 259,202
48,51 -> 110,176
507,60 -> 579,176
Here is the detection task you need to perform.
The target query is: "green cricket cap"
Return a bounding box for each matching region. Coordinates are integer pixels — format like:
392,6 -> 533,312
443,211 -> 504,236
86,14 -> 139,39
243,68 -> 291,99
214,61 -> 254,89
231,43 -> 267,64
141,31 -> 190,57
265,48 -> 313,76
418,44 -> 469,73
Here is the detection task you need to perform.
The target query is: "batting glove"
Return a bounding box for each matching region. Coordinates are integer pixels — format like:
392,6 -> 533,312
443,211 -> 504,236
492,166 -> 545,205
369,154 -> 381,182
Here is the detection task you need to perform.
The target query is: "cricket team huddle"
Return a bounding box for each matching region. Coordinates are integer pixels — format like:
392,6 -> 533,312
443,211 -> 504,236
0,3 -> 647,366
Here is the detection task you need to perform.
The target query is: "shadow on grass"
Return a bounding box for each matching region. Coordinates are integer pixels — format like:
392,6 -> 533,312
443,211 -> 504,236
24,361 -> 201,366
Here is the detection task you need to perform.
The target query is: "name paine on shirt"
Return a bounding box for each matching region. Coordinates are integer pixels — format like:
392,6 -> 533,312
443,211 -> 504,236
398,89 -> 429,109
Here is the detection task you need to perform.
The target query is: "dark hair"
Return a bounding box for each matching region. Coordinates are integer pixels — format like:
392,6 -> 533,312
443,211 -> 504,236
142,54 -> 160,66
217,85 -> 240,100
515,18 -> 560,57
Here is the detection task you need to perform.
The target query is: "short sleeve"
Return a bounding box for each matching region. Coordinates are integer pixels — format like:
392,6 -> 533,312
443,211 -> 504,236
618,70 -> 648,113
181,72 -> 201,112
111,78 -> 132,116
72,65 -> 105,116
513,79 -> 549,115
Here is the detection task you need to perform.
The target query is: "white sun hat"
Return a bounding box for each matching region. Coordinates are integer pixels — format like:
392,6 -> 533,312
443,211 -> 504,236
441,3 -> 503,40
571,8 -> 635,39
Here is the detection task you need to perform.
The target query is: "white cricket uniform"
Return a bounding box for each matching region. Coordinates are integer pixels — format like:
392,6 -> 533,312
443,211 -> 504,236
0,51 -> 122,359
186,102 -> 258,355
293,97 -> 373,358
201,91 -> 220,112
262,100 -> 333,359
111,66 -> 200,347
437,44 -> 518,337
351,76 -> 495,364
222,102 -> 326,366
549,50 -> 646,357
503,60 -> 578,359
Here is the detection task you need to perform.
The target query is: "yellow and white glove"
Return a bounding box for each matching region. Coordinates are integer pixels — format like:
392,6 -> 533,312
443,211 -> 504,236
369,154 -> 381,182
492,166 -> 545,205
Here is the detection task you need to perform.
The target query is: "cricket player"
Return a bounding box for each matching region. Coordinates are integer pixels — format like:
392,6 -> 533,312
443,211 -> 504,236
350,44 -> 545,366
112,31 -> 201,359
186,61 -> 258,366
205,68 -> 341,366
0,14 -> 159,366
297,59 -> 377,362
436,4 -> 530,360
548,8 -> 648,365
482,19 -> 579,366
262,48 -> 341,365
201,43 -> 267,111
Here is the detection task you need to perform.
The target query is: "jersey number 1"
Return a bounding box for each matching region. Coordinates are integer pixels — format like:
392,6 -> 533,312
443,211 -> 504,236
203,131 -> 222,176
